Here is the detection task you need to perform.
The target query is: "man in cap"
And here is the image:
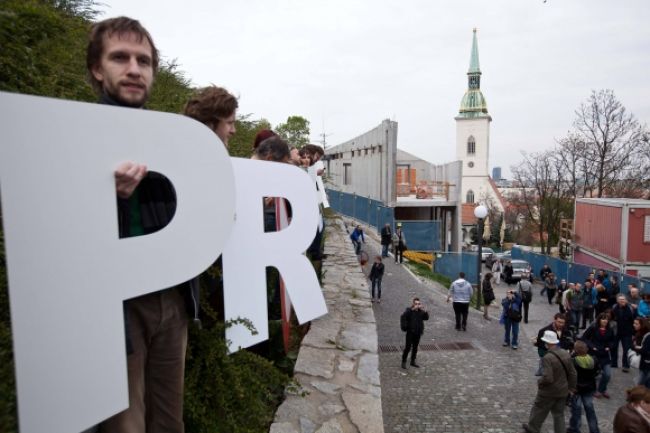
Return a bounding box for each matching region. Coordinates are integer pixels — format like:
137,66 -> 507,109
523,330 -> 577,433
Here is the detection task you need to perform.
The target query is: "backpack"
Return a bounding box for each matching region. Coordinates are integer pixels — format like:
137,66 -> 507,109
400,309 -> 409,332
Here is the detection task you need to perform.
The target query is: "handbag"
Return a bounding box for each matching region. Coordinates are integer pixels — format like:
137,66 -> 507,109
507,307 -> 522,322
628,334 -> 649,369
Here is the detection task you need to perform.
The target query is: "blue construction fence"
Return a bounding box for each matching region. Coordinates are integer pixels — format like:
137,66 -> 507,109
433,252 -> 479,286
326,189 -> 441,251
511,247 -> 649,293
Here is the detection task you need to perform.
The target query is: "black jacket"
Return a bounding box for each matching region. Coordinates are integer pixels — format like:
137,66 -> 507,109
611,304 -> 636,337
401,308 -> 429,336
572,354 -> 600,394
582,325 -> 616,364
369,263 -> 385,280
380,226 -> 392,245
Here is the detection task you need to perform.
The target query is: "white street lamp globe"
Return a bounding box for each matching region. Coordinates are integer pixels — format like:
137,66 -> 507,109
474,204 -> 488,219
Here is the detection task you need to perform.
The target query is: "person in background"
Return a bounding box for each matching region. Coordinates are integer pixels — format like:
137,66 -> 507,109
582,313 -> 615,399
566,283 -> 584,332
581,280 -> 596,330
628,284 -> 642,311
500,289 -> 522,349
613,385 -> 650,433
608,276 -> 620,307
183,85 -> 238,147
393,223 -> 407,264
482,272 -> 496,320
567,340 -> 601,433
594,283 -> 610,317
350,225 -> 365,255
639,293 -> 650,318
539,264 -> 552,296
611,294 -> 637,372
544,273 -> 558,306
252,129 -> 277,151
400,298 -> 429,369
556,279 -> 569,314
368,255 -> 385,303
492,258 -> 503,285
517,274 -> 533,324
632,317 -> 650,387
380,223 -> 392,258
535,313 -> 574,376
503,260 -> 514,286
447,272 -> 473,331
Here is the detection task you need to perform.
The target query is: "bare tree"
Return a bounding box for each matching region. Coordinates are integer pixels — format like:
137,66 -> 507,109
573,89 -> 646,197
511,150 -> 573,254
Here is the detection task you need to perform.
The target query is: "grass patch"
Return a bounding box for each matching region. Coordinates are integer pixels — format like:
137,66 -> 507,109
405,261 -> 452,288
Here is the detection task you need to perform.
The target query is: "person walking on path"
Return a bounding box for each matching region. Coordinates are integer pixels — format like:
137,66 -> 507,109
567,340 -> 601,433
539,265 -> 552,296
400,297 -> 429,369
503,260 -> 514,286
500,289 -> 522,349
544,273 -> 558,306
368,255 -> 385,303
534,313 -> 574,376
492,259 -> 503,285
447,272 -> 473,331
566,283 -> 585,332
582,312 -> 616,399
613,385 -> 650,433
556,279 -> 569,314
581,280 -> 596,330
393,224 -> 407,264
517,275 -> 533,324
482,272 -> 496,320
611,294 -> 636,372
350,225 -> 365,255
380,223 -> 392,258
522,330 -> 577,433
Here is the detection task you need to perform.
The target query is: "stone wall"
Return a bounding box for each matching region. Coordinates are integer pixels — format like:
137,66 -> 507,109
269,218 -> 384,433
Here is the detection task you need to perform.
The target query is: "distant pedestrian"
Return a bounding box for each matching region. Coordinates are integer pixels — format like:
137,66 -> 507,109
539,265 -> 552,296
613,385 -> 650,433
350,225 -> 365,255
628,284 -> 642,311
380,223 -> 392,258
566,283 -> 584,331
580,280 -> 596,329
638,293 -> 650,318
393,224 -> 407,264
482,272 -> 496,320
503,261 -> 514,286
631,318 -> 650,387
556,279 -> 569,314
400,297 -> 429,369
535,313 -> 574,376
544,273 -> 558,305
517,275 -> 533,324
500,289 -> 522,349
368,255 -> 385,303
522,330 -> 577,433
594,284 -> 610,316
492,259 -> 503,285
447,272 -> 473,331
567,340 -> 601,433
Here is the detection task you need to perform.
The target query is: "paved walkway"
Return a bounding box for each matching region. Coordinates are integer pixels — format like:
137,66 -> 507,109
349,219 -> 631,433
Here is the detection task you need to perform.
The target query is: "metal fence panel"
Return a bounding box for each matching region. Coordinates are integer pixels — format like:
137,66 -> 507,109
341,192 -> 354,217
377,206 -> 395,233
354,195 -> 371,225
434,252 -> 478,285
397,220 -> 441,252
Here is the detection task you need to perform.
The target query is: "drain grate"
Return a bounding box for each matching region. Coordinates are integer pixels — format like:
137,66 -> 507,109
379,342 -> 476,353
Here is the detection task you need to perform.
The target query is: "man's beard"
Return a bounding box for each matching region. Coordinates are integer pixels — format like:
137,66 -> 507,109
107,85 -> 149,108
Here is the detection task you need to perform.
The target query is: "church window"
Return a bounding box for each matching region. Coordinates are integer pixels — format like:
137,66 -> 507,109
467,136 -> 476,155
466,190 -> 475,204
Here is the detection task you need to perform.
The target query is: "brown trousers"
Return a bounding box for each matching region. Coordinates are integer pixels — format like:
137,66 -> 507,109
99,287 -> 188,433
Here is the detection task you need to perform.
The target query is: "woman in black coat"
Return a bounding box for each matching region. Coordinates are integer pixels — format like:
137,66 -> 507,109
582,312 -> 616,398
482,272 -> 495,320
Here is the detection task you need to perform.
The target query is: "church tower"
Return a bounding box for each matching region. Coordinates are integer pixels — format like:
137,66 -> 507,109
455,29 -> 493,206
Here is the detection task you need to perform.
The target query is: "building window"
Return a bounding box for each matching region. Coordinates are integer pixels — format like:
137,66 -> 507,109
645,215 -> 650,243
351,151 -> 354,158
466,190 -> 475,203
467,136 -> 476,155
344,163 -> 352,185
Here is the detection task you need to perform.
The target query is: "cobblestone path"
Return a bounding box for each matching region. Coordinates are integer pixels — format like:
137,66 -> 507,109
349,219 -> 632,433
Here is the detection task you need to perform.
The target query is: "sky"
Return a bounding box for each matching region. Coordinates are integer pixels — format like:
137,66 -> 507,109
99,0 -> 650,179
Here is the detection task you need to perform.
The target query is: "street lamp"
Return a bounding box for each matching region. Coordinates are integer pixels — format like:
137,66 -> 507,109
474,204 -> 488,310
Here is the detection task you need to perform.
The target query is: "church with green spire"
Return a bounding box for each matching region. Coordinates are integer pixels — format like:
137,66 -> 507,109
455,29 -> 504,241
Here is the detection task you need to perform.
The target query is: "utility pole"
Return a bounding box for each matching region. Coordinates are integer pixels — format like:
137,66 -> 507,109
319,121 -> 332,150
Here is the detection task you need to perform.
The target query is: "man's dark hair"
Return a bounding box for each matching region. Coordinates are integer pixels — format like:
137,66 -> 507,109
254,137 -> 290,162
183,86 -> 239,131
303,144 -> 324,157
553,313 -> 565,321
86,16 -> 159,94
459,272 -> 465,278
413,297 -> 420,303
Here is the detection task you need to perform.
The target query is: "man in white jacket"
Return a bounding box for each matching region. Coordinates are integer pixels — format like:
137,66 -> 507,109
447,272 -> 474,331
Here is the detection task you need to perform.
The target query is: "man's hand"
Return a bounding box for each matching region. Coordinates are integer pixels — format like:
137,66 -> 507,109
115,161 -> 147,199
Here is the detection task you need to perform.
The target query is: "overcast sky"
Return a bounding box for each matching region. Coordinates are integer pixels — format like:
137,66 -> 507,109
99,0 -> 649,178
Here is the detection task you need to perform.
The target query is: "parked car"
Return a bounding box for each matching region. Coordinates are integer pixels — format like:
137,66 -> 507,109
510,259 -> 531,282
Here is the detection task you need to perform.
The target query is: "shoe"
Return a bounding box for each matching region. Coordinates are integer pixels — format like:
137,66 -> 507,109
410,362 -> 420,368
503,342 -> 509,347
401,361 -> 407,369
622,368 -> 630,373
455,326 -> 461,331
462,327 -> 467,331
602,392 -> 610,399
611,365 -> 619,369
593,392 -> 602,398
512,345 -> 518,350
378,299 -> 381,304
524,320 -> 528,324
521,423 -> 533,433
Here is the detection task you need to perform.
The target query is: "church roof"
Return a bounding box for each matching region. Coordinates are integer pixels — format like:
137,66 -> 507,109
458,29 -> 489,119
